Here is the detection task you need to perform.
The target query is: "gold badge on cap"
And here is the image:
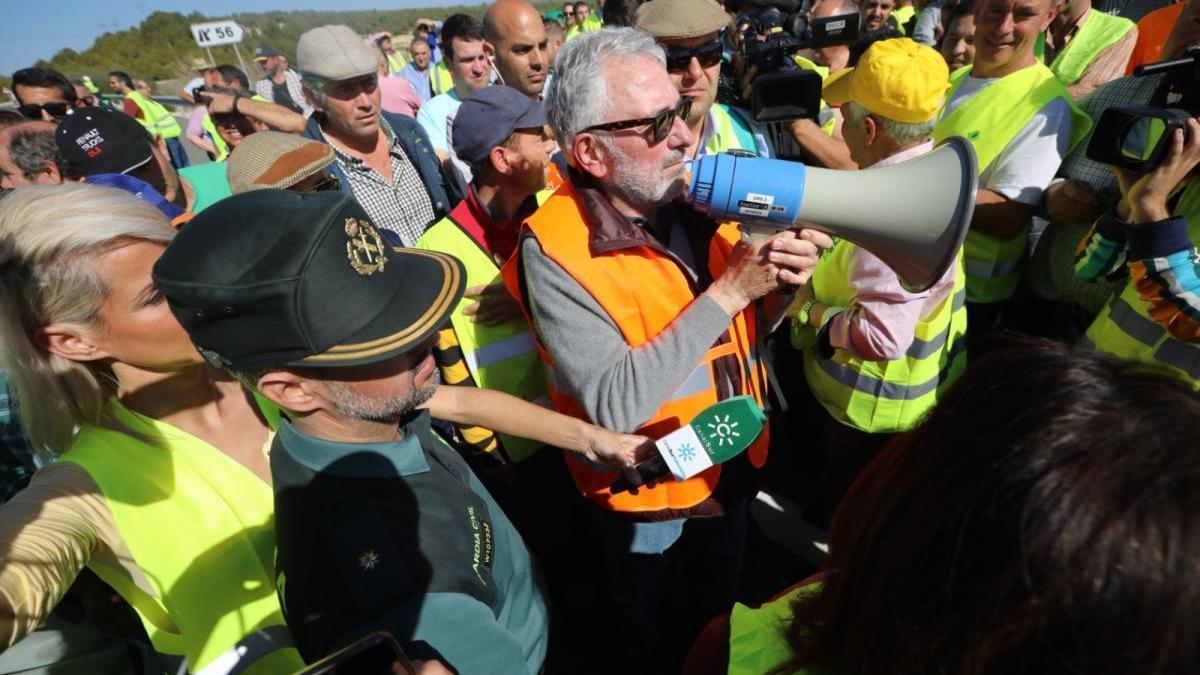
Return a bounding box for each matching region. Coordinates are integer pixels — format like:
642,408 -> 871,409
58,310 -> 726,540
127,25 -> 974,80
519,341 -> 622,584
358,549 -> 380,571
345,217 -> 387,276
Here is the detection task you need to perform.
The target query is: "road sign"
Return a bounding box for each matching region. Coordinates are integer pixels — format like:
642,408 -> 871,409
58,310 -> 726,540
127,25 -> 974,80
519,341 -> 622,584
190,21 -> 245,48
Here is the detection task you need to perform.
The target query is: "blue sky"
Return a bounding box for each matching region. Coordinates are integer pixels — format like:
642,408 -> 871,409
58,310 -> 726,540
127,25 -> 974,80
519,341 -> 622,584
0,0 -> 466,76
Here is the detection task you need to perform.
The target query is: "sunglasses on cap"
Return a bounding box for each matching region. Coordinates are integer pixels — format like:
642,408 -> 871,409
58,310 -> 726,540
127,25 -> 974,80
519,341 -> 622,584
18,101 -> 71,120
663,40 -> 722,72
582,97 -> 693,146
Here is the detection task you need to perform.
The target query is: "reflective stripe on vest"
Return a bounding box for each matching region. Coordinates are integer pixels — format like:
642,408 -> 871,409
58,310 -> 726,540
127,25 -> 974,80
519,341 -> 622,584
1086,183 -> 1200,389
1043,11 -> 1135,86
934,63 -> 1092,303
59,400 -> 304,674
126,90 -> 182,139
193,625 -> 296,675
501,182 -> 770,513
804,240 -> 968,433
416,216 -> 550,462
430,61 -> 454,96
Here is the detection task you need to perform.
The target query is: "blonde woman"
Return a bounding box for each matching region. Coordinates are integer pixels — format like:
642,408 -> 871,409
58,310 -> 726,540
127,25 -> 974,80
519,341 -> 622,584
0,183 -> 647,673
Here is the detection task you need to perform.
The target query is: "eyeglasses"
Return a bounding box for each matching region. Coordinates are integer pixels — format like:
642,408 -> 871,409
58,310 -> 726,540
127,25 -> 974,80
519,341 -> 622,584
582,97 -> 692,145
18,102 -> 70,120
663,40 -> 723,72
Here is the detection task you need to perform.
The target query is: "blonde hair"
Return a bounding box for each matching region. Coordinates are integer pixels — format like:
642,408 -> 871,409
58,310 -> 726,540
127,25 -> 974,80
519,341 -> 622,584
0,184 -> 175,456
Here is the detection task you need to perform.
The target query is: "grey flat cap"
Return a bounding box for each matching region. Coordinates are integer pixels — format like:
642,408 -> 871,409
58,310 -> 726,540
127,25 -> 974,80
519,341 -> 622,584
296,25 -> 378,81
636,0 -> 731,39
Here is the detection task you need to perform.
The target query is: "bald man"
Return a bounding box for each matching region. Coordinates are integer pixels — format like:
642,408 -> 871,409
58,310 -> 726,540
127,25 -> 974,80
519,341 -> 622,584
483,0 -> 550,98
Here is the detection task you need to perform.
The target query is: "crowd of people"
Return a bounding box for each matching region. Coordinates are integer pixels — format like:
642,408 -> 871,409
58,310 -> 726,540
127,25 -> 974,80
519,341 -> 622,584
0,0 -> 1198,672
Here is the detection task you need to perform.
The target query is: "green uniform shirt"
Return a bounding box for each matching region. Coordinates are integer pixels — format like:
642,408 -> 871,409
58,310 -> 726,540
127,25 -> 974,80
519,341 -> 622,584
271,410 -> 548,673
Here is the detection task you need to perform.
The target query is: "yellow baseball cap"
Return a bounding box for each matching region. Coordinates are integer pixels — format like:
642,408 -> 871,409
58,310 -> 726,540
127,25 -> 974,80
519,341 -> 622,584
822,38 -> 951,124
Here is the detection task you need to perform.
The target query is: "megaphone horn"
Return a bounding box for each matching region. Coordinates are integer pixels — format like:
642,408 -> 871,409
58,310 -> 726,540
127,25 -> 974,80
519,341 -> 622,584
687,136 -> 979,292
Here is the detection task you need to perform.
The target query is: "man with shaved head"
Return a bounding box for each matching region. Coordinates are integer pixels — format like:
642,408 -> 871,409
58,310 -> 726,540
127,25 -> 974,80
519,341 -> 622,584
483,0 -> 550,98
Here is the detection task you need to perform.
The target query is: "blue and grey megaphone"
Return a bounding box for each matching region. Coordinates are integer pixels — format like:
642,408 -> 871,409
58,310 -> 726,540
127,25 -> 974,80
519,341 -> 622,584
687,136 -> 978,292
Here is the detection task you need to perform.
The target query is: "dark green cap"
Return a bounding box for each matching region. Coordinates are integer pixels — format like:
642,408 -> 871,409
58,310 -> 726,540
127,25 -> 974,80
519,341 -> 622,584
153,190 -> 465,371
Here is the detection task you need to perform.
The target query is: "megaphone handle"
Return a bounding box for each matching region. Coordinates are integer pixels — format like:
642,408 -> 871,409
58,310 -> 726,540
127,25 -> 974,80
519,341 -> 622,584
741,223 -> 778,242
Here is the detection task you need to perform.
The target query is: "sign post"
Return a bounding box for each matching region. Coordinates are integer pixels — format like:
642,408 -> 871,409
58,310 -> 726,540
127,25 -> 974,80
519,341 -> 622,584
191,21 -> 247,72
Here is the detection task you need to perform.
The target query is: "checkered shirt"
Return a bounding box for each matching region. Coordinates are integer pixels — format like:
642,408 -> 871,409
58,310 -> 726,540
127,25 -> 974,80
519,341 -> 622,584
1059,72 -> 1167,195
0,375 -> 38,504
254,68 -> 314,118
326,118 -> 438,247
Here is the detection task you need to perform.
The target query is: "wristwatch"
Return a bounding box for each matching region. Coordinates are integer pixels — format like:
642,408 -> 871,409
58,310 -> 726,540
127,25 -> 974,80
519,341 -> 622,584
231,91 -> 242,115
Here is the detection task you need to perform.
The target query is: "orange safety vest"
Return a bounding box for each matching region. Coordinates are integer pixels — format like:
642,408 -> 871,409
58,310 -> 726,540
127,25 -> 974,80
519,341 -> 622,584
502,182 -> 770,514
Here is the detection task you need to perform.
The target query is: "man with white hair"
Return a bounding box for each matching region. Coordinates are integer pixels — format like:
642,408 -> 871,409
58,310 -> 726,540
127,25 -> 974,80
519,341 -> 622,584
790,37 -> 967,514
502,27 -> 832,671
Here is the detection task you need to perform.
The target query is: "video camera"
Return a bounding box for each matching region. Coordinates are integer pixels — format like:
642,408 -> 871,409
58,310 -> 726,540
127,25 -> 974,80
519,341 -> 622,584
733,4 -> 860,124
1087,46 -> 1199,174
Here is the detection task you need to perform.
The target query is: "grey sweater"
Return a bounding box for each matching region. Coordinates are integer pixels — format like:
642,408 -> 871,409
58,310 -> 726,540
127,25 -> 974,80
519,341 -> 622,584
519,217 -> 735,434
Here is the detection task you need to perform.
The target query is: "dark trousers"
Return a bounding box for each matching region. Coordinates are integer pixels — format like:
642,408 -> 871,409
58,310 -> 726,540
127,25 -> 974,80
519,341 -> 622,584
164,137 -> 189,170
587,492 -> 750,674
822,415 -> 893,519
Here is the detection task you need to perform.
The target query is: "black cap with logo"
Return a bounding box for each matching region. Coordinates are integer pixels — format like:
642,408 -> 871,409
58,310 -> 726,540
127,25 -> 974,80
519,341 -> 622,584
55,106 -> 154,177
153,190 -> 465,371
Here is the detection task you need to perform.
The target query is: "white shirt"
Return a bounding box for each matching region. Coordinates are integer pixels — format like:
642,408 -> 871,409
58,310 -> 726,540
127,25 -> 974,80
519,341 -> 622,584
943,75 -> 1073,206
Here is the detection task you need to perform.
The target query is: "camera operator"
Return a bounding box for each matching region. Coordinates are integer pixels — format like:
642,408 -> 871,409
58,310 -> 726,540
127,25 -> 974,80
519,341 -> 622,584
727,0 -> 860,167
637,0 -> 774,158
1023,1 -> 1200,336
1073,119 -> 1200,384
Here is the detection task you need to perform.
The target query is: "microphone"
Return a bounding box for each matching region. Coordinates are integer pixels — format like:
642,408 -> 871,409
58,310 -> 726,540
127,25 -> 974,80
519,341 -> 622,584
609,396 -> 766,494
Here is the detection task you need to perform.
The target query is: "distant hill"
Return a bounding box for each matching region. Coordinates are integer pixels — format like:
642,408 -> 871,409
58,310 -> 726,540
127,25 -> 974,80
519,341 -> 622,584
15,4 -> 561,90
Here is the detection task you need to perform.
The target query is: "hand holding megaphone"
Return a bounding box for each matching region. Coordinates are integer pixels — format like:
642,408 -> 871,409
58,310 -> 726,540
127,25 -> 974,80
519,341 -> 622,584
704,229 -> 832,317
610,396 -> 767,494
687,136 -> 979,292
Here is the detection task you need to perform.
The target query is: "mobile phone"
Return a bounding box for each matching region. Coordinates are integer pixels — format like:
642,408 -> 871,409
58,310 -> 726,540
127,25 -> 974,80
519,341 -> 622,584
192,86 -> 207,102
294,632 -> 415,675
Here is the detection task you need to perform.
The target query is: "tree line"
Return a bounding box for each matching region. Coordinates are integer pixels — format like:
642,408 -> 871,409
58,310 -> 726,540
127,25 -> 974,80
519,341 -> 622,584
8,4 -> 562,92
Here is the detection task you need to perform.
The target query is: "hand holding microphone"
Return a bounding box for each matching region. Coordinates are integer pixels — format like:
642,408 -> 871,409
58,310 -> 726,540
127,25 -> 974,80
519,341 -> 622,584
609,396 -> 767,494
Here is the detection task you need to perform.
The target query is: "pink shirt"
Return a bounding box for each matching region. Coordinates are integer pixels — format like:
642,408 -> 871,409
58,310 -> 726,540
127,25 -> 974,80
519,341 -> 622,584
379,75 -> 422,118
825,140 -> 959,361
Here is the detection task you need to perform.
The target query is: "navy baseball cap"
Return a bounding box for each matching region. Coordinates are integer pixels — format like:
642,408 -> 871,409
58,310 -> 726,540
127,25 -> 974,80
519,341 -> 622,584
254,44 -> 281,60
452,85 -> 548,164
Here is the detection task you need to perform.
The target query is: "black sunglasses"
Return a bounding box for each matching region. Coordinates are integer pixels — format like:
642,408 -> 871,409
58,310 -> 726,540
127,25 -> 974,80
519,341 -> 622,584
663,40 -> 722,72
18,102 -> 70,120
582,97 -> 693,145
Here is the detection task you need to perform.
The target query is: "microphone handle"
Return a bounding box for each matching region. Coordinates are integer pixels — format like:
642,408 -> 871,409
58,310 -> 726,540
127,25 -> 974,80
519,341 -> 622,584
608,456 -> 670,495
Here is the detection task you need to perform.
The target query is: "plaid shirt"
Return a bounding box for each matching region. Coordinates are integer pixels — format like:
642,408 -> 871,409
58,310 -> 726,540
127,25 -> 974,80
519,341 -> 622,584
1058,72 -> 1166,195
325,117 -> 439,247
255,68 -> 314,118
0,374 -> 38,504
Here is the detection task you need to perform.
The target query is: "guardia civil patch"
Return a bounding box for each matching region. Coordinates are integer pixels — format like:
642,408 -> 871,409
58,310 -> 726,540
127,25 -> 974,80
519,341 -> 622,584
467,505 -> 494,587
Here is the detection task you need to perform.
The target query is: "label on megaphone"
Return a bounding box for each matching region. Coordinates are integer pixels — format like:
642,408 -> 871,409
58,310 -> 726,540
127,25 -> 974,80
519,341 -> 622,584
656,396 -> 766,481
687,153 -> 808,230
